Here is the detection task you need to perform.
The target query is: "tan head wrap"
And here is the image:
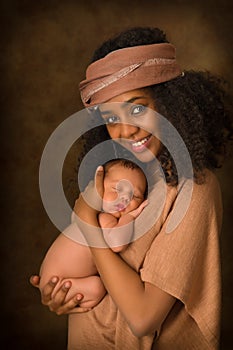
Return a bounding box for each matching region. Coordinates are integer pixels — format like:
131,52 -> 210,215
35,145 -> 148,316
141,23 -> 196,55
79,43 -> 182,107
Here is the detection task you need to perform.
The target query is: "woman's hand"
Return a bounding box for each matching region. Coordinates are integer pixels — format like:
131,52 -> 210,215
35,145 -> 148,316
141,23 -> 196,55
29,275 -> 91,315
74,166 -> 104,222
73,166 -> 108,247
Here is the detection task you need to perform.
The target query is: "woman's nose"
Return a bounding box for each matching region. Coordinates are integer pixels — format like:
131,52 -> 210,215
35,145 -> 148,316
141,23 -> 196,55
119,122 -> 138,139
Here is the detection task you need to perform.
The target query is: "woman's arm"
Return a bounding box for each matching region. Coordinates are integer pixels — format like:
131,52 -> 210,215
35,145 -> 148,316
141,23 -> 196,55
89,247 -> 176,337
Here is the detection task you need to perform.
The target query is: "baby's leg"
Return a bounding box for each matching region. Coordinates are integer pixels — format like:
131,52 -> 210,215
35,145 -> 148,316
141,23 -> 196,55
62,275 -> 106,308
39,228 -> 99,299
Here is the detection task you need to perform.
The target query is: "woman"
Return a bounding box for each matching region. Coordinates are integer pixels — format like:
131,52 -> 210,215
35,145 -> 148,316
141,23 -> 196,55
31,27 -> 232,349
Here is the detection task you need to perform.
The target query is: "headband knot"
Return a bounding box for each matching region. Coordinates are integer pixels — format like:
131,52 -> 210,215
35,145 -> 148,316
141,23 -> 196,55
79,43 -> 182,107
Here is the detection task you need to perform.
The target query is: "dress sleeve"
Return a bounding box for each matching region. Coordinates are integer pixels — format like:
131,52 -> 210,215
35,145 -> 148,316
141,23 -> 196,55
140,170 -> 222,349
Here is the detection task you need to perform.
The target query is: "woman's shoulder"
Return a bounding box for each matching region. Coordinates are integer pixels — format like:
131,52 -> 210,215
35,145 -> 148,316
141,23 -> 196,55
183,169 -> 222,214
184,169 -> 222,221
191,169 -> 221,200
164,169 -> 222,233
166,169 -> 221,211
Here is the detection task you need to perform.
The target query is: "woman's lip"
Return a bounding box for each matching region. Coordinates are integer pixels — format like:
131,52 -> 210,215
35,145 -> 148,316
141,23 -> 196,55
129,135 -> 152,152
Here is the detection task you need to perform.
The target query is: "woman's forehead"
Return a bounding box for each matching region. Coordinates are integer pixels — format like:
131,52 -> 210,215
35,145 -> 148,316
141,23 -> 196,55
99,89 -> 152,110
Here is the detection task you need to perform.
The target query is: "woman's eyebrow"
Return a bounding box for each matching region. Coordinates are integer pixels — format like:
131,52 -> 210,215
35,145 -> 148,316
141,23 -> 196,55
100,96 -> 147,115
100,110 -> 113,116
123,96 -> 147,105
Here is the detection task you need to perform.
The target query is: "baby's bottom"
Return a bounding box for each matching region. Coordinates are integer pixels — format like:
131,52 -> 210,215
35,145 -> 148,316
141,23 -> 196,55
53,243 -> 106,307
40,233 -> 106,308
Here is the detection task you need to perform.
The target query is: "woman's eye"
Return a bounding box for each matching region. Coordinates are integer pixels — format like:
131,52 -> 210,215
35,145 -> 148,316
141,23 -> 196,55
104,115 -> 119,125
131,105 -> 146,116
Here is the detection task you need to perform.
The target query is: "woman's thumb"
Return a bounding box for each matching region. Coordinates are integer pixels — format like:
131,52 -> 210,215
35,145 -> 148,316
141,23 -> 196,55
95,166 -> 104,198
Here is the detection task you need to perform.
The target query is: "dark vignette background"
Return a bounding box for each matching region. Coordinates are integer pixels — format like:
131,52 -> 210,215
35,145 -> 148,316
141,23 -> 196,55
1,0 -> 232,349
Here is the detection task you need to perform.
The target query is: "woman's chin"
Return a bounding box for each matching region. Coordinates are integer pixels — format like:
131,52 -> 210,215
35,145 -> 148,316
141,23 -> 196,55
119,140 -> 159,163
132,149 -> 157,163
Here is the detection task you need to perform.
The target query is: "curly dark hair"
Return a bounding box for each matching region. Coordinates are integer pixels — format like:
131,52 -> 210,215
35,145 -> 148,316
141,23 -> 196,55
77,26 -> 233,186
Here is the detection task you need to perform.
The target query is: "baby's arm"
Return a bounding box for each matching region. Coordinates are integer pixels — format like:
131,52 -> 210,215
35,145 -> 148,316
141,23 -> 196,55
39,223 -> 106,308
99,200 -> 148,253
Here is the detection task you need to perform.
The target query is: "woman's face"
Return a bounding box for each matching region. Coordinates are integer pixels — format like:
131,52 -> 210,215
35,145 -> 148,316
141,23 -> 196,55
99,89 -> 161,162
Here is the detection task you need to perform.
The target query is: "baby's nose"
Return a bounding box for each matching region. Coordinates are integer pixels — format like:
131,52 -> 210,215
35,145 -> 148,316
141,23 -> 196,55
120,192 -> 131,205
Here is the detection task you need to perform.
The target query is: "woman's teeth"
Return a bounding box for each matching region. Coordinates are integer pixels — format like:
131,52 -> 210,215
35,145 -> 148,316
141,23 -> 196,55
132,136 -> 150,147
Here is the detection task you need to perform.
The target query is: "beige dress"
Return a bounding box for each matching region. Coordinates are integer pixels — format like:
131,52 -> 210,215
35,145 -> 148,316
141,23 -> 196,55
68,170 -> 222,350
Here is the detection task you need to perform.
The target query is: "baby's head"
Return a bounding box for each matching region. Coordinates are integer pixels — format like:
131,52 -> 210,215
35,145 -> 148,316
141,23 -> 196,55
102,159 -> 147,216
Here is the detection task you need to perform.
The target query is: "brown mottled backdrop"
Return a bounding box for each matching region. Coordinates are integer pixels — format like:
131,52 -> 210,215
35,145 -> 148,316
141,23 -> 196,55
1,0 -> 232,349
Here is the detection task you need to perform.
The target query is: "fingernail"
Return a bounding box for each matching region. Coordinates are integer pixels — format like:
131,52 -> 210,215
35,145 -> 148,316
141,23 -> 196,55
51,277 -> 58,284
97,166 -> 103,171
64,281 -> 71,289
76,294 -> 82,301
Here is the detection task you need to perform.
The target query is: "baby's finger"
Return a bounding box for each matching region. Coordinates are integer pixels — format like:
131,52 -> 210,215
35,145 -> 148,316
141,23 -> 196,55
140,199 -> 149,209
130,199 -> 149,218
135,200 -> 149,214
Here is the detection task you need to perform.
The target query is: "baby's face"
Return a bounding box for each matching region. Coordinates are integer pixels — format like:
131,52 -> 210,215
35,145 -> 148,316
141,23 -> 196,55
102,163 -> 146,216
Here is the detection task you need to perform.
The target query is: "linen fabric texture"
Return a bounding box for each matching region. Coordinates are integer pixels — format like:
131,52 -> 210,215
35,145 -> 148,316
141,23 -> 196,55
68,170 -> 222,350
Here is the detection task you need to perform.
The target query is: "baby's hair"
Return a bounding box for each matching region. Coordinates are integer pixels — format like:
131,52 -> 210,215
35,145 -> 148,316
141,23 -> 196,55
103,158 -> 148,198
103,158 -> 143,172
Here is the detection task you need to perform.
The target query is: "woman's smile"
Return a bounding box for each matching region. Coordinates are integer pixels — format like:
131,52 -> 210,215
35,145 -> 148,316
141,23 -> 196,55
130,134 -> 152,152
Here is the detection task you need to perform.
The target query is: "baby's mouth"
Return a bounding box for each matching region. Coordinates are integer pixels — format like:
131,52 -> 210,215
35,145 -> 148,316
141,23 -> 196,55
115,203 -> 127,212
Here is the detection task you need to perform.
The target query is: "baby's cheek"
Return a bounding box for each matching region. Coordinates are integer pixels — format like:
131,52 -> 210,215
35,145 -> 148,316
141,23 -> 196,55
103,191 -> 118,202
128,200 -> 138,211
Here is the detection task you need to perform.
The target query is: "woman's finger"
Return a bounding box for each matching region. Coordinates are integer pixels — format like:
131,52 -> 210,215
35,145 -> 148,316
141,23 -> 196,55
95,166 -> 104,199
41,277 -> 59,305
47,281 -> 71,310
79,167 -> 104,213
29,275 -> 40,288
55,294 -> 87,315
67,306 -> 92,314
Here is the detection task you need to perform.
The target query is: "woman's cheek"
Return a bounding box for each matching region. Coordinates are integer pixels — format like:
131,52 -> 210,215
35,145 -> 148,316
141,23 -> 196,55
106,126 -> 117,139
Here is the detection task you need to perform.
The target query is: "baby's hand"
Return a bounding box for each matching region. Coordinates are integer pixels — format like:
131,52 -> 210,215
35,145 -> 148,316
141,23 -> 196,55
128,199 -> 149,219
